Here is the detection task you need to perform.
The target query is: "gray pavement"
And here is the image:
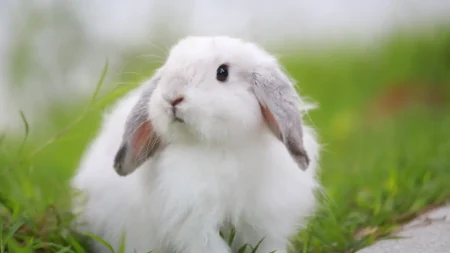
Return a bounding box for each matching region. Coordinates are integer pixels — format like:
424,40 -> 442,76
357,204 -> 450,253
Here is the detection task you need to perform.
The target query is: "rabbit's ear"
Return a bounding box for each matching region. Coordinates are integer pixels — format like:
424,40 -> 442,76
113,75 -> 162,176
251,66 -> 310,171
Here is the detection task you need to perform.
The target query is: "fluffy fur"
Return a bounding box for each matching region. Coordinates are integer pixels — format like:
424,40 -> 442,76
71,36 -> 321,253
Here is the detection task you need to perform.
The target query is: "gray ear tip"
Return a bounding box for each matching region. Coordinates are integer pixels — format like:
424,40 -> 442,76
115,168 -> 130,177
113,164 -> 123,175
299,158 -> 310,171
304,153 -> 310,165
302,149 -> 310,168
293,148 -> 310,171
113,161 -> 133,177
113,144 -> 131,176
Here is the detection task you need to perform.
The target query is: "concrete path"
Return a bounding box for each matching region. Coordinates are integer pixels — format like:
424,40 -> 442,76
357,204 -> 450,253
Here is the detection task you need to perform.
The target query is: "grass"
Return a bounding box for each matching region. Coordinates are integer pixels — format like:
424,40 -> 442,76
1,27 -> 450,253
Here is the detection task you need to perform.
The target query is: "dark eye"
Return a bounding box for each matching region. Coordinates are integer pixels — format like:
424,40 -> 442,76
216,64 -> 229,82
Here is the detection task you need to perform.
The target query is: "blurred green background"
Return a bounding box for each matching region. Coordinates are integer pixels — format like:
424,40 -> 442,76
1,2 -> 450,252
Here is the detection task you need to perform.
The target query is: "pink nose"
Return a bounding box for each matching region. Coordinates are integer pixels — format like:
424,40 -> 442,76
170,97 -> 184,106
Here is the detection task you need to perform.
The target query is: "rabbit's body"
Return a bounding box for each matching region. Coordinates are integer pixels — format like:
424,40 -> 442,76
71,36 -> 321,253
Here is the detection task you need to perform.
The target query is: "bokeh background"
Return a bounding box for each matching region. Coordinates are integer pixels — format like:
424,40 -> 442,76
1,0 -> 450,252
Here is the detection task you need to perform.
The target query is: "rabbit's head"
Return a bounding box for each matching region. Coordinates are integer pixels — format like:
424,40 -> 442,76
114,36 -> 310,176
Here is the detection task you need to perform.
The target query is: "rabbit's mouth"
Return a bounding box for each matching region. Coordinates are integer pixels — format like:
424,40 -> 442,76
172,109 -> 185,123
173,116 -> 184,123
165,105 -> 185,123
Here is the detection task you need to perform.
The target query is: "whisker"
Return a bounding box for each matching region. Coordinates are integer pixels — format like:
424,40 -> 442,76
142,39 -> 170,58
124,119 -> 148,142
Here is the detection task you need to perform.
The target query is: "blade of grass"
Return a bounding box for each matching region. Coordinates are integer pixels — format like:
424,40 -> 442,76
84,233 -> 114,253
67,236 -> 86,253
237,244 -> 248,253
87,59 -> 109,108
228,227 -> 236,247
55,246 -> 74,253
250,237 -> 265,253
3,218 -> 25,246
17,110 -> 29,155
27,59 -> 109,159
117,231 -> 126,253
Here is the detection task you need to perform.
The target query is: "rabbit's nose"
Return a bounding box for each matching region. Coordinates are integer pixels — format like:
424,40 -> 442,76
170,96 -> 184,107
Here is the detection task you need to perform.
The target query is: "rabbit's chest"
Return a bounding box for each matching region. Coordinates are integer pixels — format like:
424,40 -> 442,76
148,145 -> 255,211
158,148 -> 241,191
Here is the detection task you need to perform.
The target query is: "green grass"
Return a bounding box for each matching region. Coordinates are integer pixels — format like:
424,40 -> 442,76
1,27 -> 450,253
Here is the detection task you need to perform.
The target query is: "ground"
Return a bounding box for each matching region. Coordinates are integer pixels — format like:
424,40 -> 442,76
357,204 -> 450,253
1,28 -> 450,253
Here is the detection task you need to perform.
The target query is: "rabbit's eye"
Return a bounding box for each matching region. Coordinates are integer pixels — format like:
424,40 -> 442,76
216,64 -> 229,82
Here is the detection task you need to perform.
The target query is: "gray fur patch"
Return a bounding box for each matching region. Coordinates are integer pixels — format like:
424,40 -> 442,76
251,66 -> 310,170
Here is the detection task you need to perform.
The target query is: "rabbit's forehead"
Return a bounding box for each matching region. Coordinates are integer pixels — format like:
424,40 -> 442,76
163,37 -> 272,72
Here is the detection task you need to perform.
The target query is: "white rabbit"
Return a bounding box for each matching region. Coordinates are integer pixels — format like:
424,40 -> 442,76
71,36 -> 321,253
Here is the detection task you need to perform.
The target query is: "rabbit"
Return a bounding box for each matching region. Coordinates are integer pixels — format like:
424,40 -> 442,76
70,36 -> 321,253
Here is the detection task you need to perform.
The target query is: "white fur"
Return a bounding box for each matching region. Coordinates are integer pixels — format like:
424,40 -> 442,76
71,36 -> 321,253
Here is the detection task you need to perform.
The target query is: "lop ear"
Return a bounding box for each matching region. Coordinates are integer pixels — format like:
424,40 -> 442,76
251,66 -> 310,171
113,75 -> 162,176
